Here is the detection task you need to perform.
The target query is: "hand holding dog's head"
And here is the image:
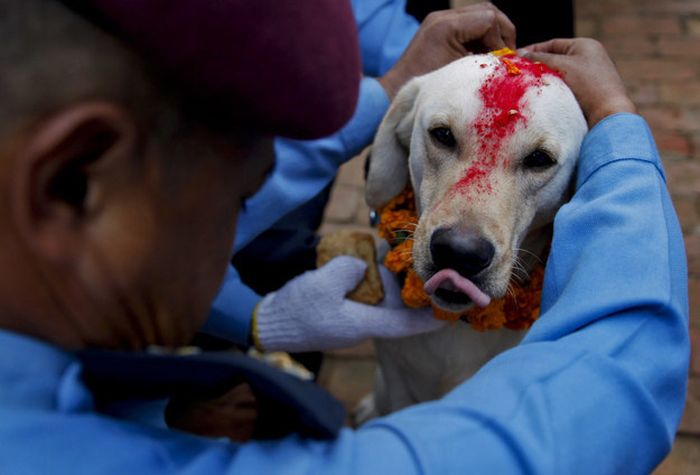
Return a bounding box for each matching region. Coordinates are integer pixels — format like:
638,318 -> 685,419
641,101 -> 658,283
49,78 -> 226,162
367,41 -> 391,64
379,2 -> 515,99
367,53 -> 587,312
522,38 -> 636,128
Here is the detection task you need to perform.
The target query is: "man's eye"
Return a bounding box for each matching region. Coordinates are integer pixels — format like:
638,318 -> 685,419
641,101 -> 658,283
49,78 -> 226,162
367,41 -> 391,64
429,127 -> 456,148
523,149 -> 556,170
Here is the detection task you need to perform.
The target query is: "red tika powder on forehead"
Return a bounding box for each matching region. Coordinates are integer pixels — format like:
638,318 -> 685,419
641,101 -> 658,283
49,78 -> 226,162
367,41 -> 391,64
452,50 -> 560,196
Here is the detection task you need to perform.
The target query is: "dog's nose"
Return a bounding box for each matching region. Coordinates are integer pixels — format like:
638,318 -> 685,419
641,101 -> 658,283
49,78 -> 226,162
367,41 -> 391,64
430,227 -> 495,277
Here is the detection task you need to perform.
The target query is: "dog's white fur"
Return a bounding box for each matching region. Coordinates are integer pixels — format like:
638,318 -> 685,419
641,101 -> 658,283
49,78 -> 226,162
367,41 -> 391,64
362,54 -> 587,416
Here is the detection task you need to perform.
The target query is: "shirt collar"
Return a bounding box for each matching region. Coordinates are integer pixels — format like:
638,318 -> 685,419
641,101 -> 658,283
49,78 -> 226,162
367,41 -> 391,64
0,330 -> 93,412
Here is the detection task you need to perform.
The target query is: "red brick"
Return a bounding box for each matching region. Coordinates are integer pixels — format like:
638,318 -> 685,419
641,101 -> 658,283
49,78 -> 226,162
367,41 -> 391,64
690,278 -> 700,329
660,83 -> 700,106
643,107 -> 700,133
617,59 -> 698,82
687,234 -> 700,276
692,329 -> 700,376
679,376 -> 700,435
649,2 -> 700,15
657,37 -> 700,58
687,17 -> 700,36
665,160 -> 700,196
673,195 -> 700,232
692,134 -> 700,160
576,0 -> 628,16
580,1 -> 700,15
656,131 -> 692,158
575,0 -> 688,15
674,194 -> 700,230
578,0 -> 700,16
601,37 -> 656,56
575,18 -> 598,37
602,16 -> 682,36
655,435 -> 700,474
643,107 -> 681,131
628,84 -> 659,106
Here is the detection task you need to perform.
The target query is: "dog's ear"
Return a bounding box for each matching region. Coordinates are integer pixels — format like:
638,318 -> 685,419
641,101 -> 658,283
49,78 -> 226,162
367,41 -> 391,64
365,79 -> 420,208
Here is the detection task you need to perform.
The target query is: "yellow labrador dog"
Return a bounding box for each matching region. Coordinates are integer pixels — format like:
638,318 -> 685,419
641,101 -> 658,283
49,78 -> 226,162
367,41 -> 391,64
362,52 -> 587,416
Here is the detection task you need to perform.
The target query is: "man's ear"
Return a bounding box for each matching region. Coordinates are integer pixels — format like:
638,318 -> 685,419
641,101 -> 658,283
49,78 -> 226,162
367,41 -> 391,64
11,102 -> 141,261
365,79 -> 420,209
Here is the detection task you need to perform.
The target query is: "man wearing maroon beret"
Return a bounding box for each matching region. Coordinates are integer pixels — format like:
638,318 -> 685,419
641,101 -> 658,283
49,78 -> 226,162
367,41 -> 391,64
0,1 -> 688,474
205,0 -> 521,367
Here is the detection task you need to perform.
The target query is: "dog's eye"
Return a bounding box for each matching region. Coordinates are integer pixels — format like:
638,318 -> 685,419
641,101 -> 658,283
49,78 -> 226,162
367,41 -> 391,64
429,127 -> 456,148
523,149 -> 556,170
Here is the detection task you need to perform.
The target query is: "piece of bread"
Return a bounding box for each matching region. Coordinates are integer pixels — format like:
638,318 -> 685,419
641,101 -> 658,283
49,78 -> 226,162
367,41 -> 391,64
316,230 -> 384,305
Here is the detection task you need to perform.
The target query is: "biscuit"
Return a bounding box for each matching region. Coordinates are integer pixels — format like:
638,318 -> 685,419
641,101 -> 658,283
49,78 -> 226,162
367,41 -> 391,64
316,230 -> 384,305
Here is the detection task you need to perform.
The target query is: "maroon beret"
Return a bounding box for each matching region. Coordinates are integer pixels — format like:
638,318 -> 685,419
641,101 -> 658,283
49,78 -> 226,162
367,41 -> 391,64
60,0 -> 361,140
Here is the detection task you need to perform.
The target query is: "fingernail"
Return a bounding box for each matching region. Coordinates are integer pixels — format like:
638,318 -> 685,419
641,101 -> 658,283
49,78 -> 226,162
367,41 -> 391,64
517,48 -> 530,57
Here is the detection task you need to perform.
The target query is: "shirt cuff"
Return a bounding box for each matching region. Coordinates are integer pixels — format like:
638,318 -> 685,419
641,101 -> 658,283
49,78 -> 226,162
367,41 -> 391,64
577,113 -> 665,189
201,266 -> 261,345
339,77 -> 391,158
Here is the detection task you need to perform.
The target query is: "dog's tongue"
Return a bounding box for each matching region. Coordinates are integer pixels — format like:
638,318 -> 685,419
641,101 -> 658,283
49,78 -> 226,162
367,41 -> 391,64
424,269 -> 491,308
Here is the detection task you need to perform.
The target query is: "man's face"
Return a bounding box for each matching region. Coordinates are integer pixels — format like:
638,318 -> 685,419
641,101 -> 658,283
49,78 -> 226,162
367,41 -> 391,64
81,127 -> 274,348
0,102 -> 273,350
153,132 -> 274,344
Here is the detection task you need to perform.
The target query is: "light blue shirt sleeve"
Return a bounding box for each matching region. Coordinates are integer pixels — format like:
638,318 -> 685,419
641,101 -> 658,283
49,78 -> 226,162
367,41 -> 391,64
352,0 -> 419,76
0,114 -> 687,474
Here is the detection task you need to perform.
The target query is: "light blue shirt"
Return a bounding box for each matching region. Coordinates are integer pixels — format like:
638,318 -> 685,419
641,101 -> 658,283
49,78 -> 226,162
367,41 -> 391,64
203,0 -> 420,343
0,114 -> 689,474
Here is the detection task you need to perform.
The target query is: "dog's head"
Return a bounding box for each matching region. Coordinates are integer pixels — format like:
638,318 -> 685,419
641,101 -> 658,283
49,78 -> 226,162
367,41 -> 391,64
367,54 -> 587,313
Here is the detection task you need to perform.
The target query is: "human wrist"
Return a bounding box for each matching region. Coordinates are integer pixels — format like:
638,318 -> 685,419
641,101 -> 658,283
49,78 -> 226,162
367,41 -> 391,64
378,68 -> 406,100
249,302 -> 264,350
254,292 -> 308,353
586,96 -> 636,129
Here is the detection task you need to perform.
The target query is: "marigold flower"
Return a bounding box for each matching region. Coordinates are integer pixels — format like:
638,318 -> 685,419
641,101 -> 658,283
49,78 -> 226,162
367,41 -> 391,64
401,269 -> 431,308
379,185 -> 546,331
378,209 -> 417,244
384,239 -> 413,273
430,306 -> 461,322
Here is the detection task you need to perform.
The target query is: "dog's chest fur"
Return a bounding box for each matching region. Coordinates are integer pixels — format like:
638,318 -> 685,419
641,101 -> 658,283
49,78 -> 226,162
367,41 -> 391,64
373,325 -> 526,413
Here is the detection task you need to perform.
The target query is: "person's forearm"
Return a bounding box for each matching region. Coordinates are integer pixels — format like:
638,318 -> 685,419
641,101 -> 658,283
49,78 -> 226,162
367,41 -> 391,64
352,0 -> 419,77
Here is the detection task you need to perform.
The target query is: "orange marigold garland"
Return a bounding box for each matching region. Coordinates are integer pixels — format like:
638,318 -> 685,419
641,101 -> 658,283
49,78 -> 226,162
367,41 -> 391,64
401,268 -> 432,308
378,185 -> 547,332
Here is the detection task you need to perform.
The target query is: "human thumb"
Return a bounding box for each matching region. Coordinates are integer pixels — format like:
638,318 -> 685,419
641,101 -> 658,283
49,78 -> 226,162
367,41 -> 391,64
315,256 -> 368,296
519,49 -> 566,73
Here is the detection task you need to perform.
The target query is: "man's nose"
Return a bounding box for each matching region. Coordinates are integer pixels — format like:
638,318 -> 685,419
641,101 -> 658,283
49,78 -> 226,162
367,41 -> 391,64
430,227 -> 495,277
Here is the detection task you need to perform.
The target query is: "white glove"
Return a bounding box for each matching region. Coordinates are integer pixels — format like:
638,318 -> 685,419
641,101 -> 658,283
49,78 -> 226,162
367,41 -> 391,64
254,256 -> 445,352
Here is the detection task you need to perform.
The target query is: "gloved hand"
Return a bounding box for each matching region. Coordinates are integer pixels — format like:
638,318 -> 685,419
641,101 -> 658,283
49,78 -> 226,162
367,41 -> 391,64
253,256 -> 445,352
